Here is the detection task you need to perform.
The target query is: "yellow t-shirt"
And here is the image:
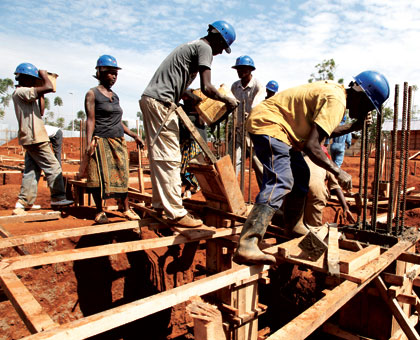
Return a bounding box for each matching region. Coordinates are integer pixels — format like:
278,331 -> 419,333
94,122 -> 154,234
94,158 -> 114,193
246,81 -> 346,149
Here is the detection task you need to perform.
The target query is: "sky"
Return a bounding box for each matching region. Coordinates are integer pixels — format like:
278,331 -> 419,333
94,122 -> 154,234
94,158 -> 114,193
0,0 -> 419,130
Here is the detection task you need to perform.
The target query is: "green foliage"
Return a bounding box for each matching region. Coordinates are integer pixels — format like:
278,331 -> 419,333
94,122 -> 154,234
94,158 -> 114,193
0,78 -> 14,120
367,107 -> 394,144
136,111 -> 143,121
77,110 -> 86,120
56,117 -> 65,128
54,96 -> 63,106
44,97 -> 51,111
308,58 -> 344,84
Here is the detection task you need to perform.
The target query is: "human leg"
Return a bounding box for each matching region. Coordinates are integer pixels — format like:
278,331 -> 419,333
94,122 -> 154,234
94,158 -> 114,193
330,143 -> 345,167
233,134 -> 294,265
49,129 -> 63,165
140,96 -> 201,227
24,142 -> 71,205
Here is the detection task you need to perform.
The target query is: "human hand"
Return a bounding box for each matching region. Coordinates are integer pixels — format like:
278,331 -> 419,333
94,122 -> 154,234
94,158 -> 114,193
224,96 -> 239,112
336,169 -> 352,191
135,135 -> 144,149
38,70 -> 48,79
344,209 -> 357,224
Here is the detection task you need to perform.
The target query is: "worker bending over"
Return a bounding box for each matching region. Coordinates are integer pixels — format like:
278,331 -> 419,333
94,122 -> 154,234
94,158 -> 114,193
233,70 -> 390,265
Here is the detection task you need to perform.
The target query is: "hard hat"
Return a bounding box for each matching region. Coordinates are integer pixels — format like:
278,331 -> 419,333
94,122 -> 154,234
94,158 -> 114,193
96,55 -> 121,69
353,70 -> 390,112
266,80 -> 279,93
209,20 -> 236,54
232,55 -> 255,70
14,63 -> 41,79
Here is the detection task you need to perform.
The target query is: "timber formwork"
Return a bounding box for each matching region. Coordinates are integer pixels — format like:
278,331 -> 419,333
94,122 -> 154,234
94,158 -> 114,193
2,86 -> 420,340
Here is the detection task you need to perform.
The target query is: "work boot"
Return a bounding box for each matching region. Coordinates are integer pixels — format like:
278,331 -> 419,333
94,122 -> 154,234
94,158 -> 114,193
170,213 -> 203,228
232,204 -> 277,266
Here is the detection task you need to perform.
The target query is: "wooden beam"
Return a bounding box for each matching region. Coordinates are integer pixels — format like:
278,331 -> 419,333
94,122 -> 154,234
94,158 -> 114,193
0,211 -> 61,224
0,272 -> 57,333
0,224 -> 30,255
0,221 -> 140,249
398,252 -> 420,265
339,245 -> 381,274
323,322 -> 375,340
327,223 -> 340,276
375,276 -> 420,340
21,264 -> 271,340
266,239 -> 418,340
0,226 -> 242,272
390,315 -> 419,340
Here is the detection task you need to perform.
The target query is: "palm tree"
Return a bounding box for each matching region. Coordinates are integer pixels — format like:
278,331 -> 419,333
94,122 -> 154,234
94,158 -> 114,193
0,78 -> 14,120
54,96 -> 63,119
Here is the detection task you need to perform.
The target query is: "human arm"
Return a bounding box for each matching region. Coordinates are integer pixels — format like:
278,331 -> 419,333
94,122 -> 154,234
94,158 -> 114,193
199,67 -> 238,111
330,112 -> 372,138
121,121 -> 144,148
84,89 -> 96,153
303,123 -> 352,190
331,187 -> 356,224
39,95 -> 45,117
34,70 -> 54,97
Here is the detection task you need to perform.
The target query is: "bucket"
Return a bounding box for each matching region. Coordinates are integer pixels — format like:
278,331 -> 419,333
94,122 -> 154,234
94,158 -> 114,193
193,84 -> 235,125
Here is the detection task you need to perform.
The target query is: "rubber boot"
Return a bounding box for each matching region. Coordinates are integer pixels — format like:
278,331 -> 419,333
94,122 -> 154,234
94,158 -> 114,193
282,193 -> 309,237
232,204 -> 277,265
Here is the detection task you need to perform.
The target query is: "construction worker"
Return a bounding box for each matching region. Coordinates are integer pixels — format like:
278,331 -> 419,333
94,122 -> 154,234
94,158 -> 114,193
233,70 -> 390,265
12,63 -> 73,215
140,20 -> 238,228
328,115 -> 353,167
302,146 -> 356,228
230,55 -> 265,178
265,80 -> 279,99
85,55 -> 143,224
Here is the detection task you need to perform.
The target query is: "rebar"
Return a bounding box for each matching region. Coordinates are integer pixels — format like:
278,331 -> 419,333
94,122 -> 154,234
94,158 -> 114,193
386,85 -> 399,234
240,100 -> 246,193
362,120 -> 369,230
224,117 -> 229,158
232,108 -> 237,174
395,82 -> 408,235
371,108 -> 383,232
248,141 -> 253,204
400,86 -> 413,230
357,120 -> 366,228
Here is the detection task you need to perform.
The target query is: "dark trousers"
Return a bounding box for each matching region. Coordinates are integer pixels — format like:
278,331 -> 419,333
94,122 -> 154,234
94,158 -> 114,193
49,129 -> 63,165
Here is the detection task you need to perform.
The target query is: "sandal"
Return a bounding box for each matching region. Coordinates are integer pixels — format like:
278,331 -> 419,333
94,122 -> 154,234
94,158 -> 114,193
95,211 -> 109,224
123,208 -> 140,221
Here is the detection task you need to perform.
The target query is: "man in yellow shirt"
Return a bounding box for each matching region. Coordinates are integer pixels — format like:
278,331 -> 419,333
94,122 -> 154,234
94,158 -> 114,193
233,70 -> 389,265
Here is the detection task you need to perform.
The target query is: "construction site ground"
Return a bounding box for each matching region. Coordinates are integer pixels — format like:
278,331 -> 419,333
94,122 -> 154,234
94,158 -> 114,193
2,137 -> 420,340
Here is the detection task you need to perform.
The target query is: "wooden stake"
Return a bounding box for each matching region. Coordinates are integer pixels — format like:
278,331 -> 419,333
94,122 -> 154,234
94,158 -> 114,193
136,119 -> 144,193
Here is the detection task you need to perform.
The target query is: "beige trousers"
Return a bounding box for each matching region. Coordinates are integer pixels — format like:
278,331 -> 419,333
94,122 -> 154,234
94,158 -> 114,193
139,96 -> 188,220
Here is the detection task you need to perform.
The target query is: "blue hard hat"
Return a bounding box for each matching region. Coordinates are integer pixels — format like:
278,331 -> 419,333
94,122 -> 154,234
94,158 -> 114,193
209,20 -> 236,54
266,80 -> 279,93
14,63 -> 41,79
353,70 -> 390,112
96,55 -> 121,69
232,55 -> 255,70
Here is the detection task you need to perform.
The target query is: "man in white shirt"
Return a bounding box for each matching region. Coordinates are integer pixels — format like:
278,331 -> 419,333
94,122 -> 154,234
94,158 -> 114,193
230,55 -> 265,186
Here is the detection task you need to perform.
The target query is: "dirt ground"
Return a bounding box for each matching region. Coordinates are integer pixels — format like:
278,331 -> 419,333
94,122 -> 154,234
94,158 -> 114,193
1,138 -> 420,340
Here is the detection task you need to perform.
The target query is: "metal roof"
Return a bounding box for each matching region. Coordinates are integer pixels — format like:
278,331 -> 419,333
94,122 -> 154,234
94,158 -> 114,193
382,119 -> 420,131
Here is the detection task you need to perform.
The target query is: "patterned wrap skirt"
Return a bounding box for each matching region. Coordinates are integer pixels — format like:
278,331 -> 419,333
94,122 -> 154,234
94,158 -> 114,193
86,137 -> 129,199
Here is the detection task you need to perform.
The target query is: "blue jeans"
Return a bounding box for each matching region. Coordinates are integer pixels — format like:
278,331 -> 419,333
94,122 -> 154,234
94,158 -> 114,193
250,134 -> 309,211
17,142 -> 66,206
330,142 -> 345,167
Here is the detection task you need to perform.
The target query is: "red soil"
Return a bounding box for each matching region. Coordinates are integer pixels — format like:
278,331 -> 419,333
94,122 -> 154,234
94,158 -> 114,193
1,138 -> 420,340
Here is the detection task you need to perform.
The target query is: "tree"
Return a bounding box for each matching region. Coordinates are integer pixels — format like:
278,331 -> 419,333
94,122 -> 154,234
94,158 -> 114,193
137,111 -> 143,121
77,110 -> 86,120
308,58 -> 344,84
44,97 -> 51,111
56,117 -> 65,128
54,96 -> 63,118
0,78 -> 14,120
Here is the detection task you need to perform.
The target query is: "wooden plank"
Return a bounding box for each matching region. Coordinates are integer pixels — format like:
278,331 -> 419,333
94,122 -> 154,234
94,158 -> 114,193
0,211 -> 61,224
375,276 -> 420,340
266,239 -> 418,340
0,224 -> 30,255
390,315 -> 419,340
0,272 -> 57,333
0,226 -> 243,272
339,245 -> 381,274
398,252 -> 420,265
0,221 -> 140,250
327,223 -> 340,276
21,264 -> 271,340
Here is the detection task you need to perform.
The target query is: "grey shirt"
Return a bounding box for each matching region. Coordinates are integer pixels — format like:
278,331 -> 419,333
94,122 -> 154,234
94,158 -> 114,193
143,39 -> 213,104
